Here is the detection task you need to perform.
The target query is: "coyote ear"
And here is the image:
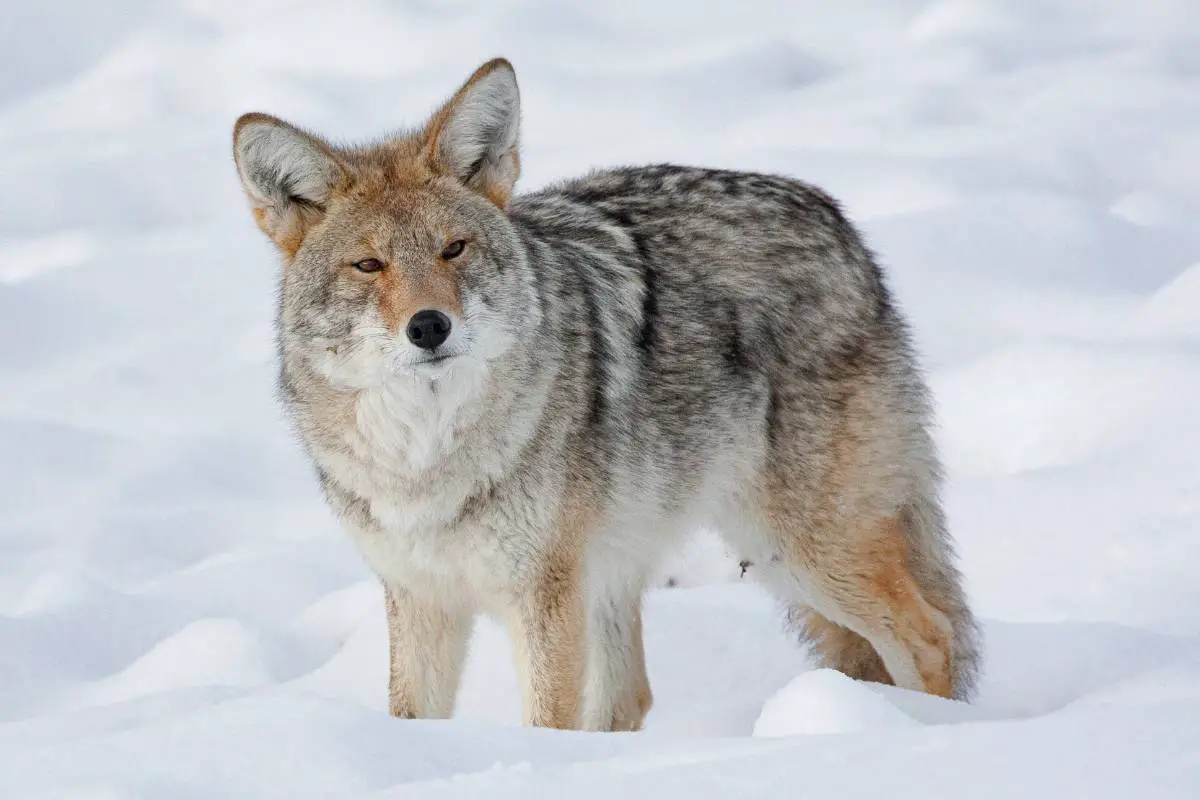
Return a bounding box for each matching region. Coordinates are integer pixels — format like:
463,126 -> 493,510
425,58 -> 521,208
232,113 -> 344,257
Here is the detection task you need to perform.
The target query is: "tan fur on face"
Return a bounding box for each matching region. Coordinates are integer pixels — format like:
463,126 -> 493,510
319,160 -> 468,329
375,251 -> 464,332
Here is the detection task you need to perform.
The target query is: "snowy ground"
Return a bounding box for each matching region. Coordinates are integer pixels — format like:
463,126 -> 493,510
2,1 -> 1200,797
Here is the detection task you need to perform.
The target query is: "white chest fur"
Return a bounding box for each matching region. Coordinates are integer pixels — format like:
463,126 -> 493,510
350,367 -> 488,473
312,371 -> 546,608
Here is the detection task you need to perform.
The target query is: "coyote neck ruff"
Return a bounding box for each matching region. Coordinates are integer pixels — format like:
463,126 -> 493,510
233,58 -> 981,730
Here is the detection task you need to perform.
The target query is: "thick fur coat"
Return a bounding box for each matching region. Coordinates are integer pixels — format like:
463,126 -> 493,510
232,58 -> 980,730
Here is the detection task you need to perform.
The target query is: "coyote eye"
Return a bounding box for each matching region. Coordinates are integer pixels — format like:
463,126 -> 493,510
441,240 -> 467,260
352,258 -> 385,273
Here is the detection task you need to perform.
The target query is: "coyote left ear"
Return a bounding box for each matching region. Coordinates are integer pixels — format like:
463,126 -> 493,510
425,58 -> 521,208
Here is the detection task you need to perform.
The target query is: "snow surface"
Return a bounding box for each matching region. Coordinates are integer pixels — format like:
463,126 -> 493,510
2,1 -> 1200,797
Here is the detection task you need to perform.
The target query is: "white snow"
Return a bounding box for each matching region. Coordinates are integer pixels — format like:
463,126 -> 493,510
752,670 -> 919,738
2,1 -> 1200,797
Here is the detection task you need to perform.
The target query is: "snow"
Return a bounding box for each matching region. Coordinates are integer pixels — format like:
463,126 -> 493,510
752,670 -> 919,737
2,0 -> 1199,797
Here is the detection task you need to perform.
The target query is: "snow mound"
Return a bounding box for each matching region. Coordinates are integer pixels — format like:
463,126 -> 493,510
753,669 -> 917,737
82,618 -> 272,705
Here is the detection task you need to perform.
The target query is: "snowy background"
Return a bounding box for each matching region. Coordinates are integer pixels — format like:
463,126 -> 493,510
2,1 -> 1200,797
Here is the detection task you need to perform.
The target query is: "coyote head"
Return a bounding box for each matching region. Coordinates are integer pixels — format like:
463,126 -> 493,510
233,59 -> 534,391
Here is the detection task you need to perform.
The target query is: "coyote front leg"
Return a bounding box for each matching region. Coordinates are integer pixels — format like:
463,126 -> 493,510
384,582 -> 473,719
507,544 -> 586,730
583,590 -> 653,731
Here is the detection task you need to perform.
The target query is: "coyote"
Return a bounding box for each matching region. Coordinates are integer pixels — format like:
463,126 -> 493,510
232,58 -> 979,730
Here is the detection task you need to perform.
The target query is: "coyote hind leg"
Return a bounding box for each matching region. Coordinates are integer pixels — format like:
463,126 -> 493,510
769,512 -> 956,698
789,605 -> 894,686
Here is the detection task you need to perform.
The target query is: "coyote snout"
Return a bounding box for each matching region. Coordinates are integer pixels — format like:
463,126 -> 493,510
232,57 -> 980,731
406,310 -> 452,350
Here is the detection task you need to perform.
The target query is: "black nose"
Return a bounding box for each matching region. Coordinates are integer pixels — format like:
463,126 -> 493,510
406,309 -> 452,350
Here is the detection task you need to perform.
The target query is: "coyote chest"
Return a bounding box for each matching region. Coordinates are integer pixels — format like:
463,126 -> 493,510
310,381 -> 544,603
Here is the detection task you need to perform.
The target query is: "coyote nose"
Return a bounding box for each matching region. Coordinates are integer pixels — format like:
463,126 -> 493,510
406,310 -> 452,350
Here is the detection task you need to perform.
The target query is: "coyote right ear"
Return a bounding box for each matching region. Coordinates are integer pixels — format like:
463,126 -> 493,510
424,58 -> 521,208
232,113 -> 344,258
